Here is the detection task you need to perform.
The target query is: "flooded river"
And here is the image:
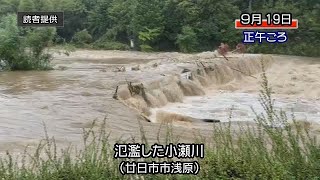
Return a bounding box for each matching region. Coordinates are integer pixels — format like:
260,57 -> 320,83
0,50 -> 319,153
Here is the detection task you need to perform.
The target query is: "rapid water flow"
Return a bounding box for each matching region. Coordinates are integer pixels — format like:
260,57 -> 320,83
0,50 -> 319,153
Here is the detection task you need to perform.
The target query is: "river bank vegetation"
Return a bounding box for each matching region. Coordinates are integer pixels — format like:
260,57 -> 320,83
0,0 -> 319,70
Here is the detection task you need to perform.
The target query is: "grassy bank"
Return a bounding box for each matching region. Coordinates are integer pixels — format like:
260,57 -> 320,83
0,63 -> 319,180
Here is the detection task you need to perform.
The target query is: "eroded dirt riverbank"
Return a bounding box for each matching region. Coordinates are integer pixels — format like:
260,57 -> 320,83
0,50 -> 319,154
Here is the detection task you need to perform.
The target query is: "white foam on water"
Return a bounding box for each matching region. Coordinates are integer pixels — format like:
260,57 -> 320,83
153,92 -> 320,123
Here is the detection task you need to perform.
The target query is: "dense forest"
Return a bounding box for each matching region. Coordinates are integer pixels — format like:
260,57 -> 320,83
0,0 -> 319,70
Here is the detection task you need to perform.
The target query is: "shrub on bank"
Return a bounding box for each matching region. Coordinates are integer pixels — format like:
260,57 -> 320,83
89,31 -> 130,51
0,14 -> 56,71
93,41 -> 130,51
176,26 -> 199,53
71,29 -> 93,47
0,61 -> 319,179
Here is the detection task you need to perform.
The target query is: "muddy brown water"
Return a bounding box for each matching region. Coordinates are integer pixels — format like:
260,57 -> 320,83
0,50 -> 319,155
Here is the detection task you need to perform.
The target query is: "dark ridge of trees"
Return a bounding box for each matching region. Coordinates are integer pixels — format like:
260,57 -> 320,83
0,0 -> 319,68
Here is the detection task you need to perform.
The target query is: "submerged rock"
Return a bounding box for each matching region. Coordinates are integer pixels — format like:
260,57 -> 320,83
131,65 -> 140,71
182,68 -> 191,73
181,72 -> 192,80
113,66 -> 126,72
57,66 -> 68,70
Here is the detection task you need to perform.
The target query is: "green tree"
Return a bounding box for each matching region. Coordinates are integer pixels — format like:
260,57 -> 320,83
107,0 -> 136,43
87,0 -> 112,39
0,0 -> 20,17
54,0 -> 88,42
25,27 -> 56,58
72,29 -> 92,46
247,0 -> 320,56
197,0 -> 241,49
33,0 -> 54,11
138,27 -> 162,51
0,14 -> 56,70
161,0 -> 184,50
0,0 -> 319,56
0,14 -> 22,70
18,0 -> 35,11
176,26 -> 198,53
133,0 -> 165,50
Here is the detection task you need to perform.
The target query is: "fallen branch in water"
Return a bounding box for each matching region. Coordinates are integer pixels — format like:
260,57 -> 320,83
220,51 -> 257,79
112,86 -> 119,100
125,79 -> 133,96
222,54 -> 230,61
200,61 -> 206,68
118,99 -> 151,122
229,67 -> 257,79
195,61 -> 214,74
